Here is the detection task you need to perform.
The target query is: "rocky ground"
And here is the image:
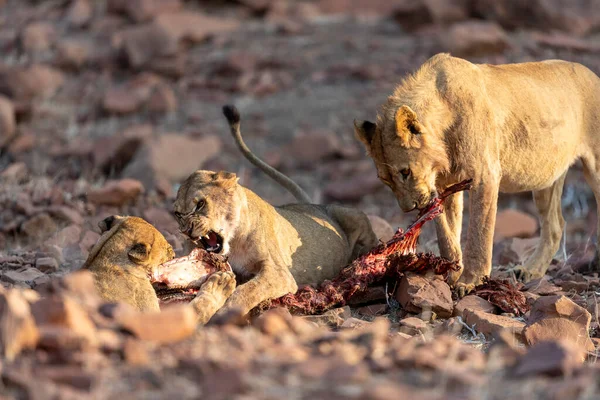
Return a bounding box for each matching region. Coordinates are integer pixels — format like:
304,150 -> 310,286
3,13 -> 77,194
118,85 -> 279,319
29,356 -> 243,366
1,0 -> 600,398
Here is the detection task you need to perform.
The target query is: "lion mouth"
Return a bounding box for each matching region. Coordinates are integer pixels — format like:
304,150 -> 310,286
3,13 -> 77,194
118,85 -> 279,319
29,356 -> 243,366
197,231 -> 223,253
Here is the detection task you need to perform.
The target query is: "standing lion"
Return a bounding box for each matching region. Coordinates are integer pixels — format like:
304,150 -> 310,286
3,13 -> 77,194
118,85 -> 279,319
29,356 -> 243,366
354,53 -> 600,296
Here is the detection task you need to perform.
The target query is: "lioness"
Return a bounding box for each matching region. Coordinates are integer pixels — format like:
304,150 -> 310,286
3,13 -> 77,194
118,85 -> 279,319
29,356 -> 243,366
173,106 -> 379,317
83,215 -> 236,324
354,53 -> 600,295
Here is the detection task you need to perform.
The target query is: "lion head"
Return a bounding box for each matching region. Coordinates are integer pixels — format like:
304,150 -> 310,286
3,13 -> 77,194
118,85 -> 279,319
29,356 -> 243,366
173,170 -> 243,256
354,104 -> 450,212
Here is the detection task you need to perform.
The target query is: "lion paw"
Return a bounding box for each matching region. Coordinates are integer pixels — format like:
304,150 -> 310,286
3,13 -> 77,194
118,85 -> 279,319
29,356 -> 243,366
510,265 -> 544,283
454,282 -> 475,298
201,271 -> 236,300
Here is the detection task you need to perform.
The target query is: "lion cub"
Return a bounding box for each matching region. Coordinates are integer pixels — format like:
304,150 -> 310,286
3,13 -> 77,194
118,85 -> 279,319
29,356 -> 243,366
354,53 -> 600,295
173,106 -> 379,317
83,215 -> 235,324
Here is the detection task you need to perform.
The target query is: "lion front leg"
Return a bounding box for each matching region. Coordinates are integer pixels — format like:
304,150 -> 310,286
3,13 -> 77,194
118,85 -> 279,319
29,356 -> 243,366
191,271 -> 237,325
215,263 -> 298,317
435,190 -> 464,285
455,177 -> 499,297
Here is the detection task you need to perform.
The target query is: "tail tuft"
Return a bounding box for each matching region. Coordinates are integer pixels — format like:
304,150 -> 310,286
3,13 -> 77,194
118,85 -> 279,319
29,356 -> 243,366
222,104 -> 241,125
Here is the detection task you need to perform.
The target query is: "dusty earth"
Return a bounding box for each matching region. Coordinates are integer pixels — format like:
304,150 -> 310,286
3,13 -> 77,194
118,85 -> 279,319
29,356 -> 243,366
1,0 -> 600,398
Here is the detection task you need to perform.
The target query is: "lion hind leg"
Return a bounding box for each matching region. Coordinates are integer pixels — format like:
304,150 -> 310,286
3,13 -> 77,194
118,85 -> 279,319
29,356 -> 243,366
582,158 -> 600,272
513,171 -> 567,282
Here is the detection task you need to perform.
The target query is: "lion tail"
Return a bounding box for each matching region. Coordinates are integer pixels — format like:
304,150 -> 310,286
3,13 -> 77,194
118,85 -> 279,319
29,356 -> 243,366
222,105 -> 312,204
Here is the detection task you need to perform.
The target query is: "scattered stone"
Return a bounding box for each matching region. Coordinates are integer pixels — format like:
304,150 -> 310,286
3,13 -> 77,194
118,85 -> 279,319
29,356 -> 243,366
463,309 -> 525,339
324,172 -> 383,202
0,94 -> 15,147
121,134 -> 221,191
341,317 -> 372,329
66,0 -> 93,27
348,286 -> 387,306
35,257 -> 59,273
120,0 -> 183,23
146,84 -> 177,113
302,306 -> 350,328
400,317 -> 427,335
87,179 -> 144,206
143,207 -> 178,234
523,295 -> 595,355
524,276 -> 562,296
117,23 -> 179,69
283,131 -> 342,168
31,295 -> 98,347
45,224 -> 82,248
56,40 -> 91,69
45,206 -> 84,226
154,11 -> 240,43
0,288 -> 39,361
396,273 -> 453,318
20,213 -> 58,240
494,209 -> 538,242
367,215 -> 395,243
93,124 -> 152,174
515,340 -> 585,376
7,131 -> 35,154
1,162 -> 27,182
21,22 -> 56,52
443,20 -> 509,57
80,230 -> 100,253
454,295 -> 496,317
356,303 -> 388,317
117,304 -> 196,344
123,338 -> 150,366
254,307 -> 293,335
103,86 -> 146,115
35,365 -> 96,391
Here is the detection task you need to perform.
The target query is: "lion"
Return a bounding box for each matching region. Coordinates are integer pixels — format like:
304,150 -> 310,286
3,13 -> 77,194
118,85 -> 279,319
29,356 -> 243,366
82,215 -> 236,324
173,105 -> 379,317
353,53 -> 600,296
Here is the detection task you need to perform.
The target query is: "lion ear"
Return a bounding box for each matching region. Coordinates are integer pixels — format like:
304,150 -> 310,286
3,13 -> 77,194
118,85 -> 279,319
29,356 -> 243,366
98,215 -> 124,233
395,105 -> 419,143
128,242 -> 151,263
354,119 -> 377,152
214,171 -> 239,190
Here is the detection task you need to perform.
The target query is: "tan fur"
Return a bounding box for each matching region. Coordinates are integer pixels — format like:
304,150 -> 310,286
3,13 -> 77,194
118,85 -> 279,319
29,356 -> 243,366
355,53 -> 600,295
83,216 -> 236,324
174,131 -> 378,317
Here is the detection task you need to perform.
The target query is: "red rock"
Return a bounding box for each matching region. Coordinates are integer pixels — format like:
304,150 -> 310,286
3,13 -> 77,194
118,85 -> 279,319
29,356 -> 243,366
318,0 -> 402,17
473,0 -> 600,35
523,295 -> 595,354
31,295 -> 98,347
45,206 -> 84,226
463,309 -> 525,339
341,317 -> 372,329
443,20 -> 509,57
66,0 -> 93,27
356,303 -> 388,317
154,11 -> 240,43
515,340 -> 585,376
494,209 -> 538,242
396,273 -> 453,318
117,304 -> 196,344
0,162 -> 27,182
523,276 -> 561,295
87,179 -> 144,206
0,95 -> 15,147
425,0 -> 470,24
35,257 -> 59,273
20,213 -> 58,240
302,306 -> 350,327
120,0 -> 182,22
45,224 -> 82,248
348,286 -> 387,306
146,84 -> 177,113
283,131 -> 341,168
21,22 -> 56,52
454,295 -> 496,317
0,65 -> 64,111
399,316 -> 428,335
254,308 -> 293,335
121,134 -> 221,191
93,124 -> 152,173
35,366 -> 95,391
61,271 -> 101,309
510,237 -> 539,263
367,215 -> 394,243
143,207 -> 178,234
123,338 -> 150,366
7,131 -> 35,154
117,23 -> 179,69
79,230 -> 100,253
0,288 -> 40,361
102,87 -> 145,115
532,31 -> 600,53
56,40 -> 91,69
325,171 -> 383,202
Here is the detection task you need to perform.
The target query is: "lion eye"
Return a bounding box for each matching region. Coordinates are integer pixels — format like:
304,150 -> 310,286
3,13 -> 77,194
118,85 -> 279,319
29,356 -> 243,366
400,168 -> 411,179
195,199 -> 206,212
